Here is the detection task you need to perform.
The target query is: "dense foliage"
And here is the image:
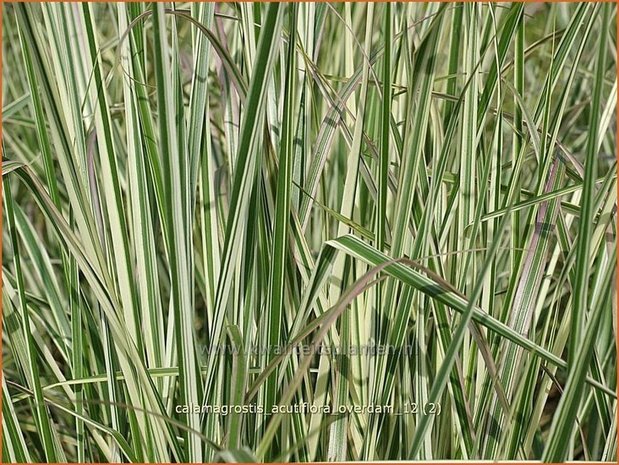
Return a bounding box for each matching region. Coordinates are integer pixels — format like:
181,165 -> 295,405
2,2 -> 617,462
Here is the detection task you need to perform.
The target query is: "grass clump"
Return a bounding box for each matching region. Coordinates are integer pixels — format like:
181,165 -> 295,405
2,2 -> 617,462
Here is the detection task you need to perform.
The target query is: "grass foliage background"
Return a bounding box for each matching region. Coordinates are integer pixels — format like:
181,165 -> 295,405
1,2 -> 618,462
